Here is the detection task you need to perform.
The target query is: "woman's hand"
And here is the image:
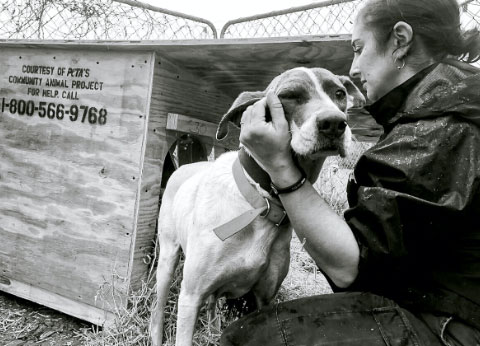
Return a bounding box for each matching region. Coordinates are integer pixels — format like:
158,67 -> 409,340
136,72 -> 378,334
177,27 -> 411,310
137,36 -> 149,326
239,91 -> 302,185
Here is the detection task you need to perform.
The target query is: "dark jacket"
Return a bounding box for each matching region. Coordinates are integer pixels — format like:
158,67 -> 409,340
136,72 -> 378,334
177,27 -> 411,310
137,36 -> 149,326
343,60 -> 480,329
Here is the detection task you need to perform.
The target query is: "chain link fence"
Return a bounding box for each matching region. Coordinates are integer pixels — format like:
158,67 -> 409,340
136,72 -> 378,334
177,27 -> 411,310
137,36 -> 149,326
462,0 -> 480,29
0,0 -> 217,40
221,0 -> 360,38
221,0 -> 480,38
1,0 -> 478,41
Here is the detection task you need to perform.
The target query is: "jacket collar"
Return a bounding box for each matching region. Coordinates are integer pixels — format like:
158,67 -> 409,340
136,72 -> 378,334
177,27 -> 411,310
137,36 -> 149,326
366,60 -> 480,133
365,63 -> 438,131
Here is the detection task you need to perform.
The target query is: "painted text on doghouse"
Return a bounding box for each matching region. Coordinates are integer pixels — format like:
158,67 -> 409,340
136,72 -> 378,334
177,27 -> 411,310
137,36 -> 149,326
1,62 -> 112,125
7,65 -> 105,101
1,98 -> 108,125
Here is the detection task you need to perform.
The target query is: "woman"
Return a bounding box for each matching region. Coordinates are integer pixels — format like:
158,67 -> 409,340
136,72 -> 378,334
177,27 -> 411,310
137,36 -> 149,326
220,0 -> 480,345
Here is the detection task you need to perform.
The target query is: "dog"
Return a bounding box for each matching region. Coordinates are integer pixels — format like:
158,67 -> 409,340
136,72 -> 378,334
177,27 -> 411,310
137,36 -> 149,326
150,67 -> 365,346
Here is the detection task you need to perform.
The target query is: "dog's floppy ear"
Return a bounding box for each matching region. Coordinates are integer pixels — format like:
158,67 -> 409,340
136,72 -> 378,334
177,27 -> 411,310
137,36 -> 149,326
216,91 -> 264,140
338,75 -> 366,109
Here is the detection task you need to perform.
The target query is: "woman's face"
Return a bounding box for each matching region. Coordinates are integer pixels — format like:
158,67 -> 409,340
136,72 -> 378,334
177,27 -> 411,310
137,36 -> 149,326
349,19 -> 400,102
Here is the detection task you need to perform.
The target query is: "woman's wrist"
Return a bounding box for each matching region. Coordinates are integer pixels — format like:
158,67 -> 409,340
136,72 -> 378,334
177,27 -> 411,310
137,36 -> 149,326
269,163 -> 304,189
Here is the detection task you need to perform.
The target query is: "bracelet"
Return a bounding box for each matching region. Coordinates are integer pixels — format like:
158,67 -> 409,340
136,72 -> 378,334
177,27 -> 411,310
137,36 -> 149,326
270,168 -> 307,195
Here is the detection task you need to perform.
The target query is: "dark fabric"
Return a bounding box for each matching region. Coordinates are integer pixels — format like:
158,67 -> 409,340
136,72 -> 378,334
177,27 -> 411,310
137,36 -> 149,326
220,292 -> 444,346
343,59 -> 480,329
364,62 -> 438,133
419,313 -> 480,346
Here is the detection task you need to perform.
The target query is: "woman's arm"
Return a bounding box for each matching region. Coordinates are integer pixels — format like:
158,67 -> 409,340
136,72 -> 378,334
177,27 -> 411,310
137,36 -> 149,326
240,92 -> 360,288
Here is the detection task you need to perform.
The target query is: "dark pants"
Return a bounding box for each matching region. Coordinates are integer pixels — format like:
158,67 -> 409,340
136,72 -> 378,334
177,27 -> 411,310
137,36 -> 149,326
220,292 -> 480,346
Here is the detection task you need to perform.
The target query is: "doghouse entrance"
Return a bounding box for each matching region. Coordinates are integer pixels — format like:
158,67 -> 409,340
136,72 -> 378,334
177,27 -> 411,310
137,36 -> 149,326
160,134 -> 207,199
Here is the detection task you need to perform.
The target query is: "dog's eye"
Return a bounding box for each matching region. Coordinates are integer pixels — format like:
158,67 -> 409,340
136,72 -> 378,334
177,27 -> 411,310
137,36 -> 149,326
335,90 -> 346,99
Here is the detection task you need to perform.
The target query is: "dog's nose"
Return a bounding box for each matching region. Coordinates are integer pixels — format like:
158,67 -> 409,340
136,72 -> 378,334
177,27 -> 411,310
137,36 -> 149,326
317,116 -> 347,137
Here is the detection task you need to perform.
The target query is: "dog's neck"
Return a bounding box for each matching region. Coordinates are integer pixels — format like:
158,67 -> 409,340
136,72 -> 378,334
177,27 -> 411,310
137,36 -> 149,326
238,147 -> 273,199
239,147 -> 327,198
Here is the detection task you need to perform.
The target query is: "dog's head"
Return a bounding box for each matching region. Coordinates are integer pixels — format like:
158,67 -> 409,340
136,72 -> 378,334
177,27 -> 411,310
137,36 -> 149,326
216,67 -> 365,162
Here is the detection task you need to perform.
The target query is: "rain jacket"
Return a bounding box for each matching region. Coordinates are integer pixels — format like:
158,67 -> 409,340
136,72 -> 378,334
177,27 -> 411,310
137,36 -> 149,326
343,59 -> 480,329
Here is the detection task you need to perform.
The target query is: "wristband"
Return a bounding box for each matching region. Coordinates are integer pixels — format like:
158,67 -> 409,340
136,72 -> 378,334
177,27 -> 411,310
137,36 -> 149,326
270,168 -> 307,195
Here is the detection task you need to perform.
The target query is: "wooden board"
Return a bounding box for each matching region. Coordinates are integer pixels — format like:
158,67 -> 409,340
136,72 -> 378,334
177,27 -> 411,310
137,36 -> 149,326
129,54 -> 235,289
0,37 -> 382,141
166,113 -> 240,151
0,36 -> 356,98
0,47 -> 154,323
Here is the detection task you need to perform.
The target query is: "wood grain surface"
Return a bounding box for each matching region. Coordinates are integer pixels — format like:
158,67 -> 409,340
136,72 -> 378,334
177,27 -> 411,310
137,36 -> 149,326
0,37 -> 382,141
0,47 -> 154,323
129,54 -> 234,290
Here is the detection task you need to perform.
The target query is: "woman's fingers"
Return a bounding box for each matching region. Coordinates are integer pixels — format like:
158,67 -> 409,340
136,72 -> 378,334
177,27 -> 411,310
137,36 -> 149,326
239,94 -> 294,174
249,98 -> 268,125
240,99 -> 264,128
266,91 -> 287,130
242,94 -> 286,129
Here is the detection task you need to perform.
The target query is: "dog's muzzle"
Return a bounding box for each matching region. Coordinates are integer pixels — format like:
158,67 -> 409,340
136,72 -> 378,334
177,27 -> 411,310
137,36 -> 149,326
316,115 -> 347,138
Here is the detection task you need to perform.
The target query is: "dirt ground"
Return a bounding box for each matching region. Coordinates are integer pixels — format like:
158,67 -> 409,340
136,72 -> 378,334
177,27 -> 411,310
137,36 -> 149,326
0,291 -> 92,346
0,236 -> 331,346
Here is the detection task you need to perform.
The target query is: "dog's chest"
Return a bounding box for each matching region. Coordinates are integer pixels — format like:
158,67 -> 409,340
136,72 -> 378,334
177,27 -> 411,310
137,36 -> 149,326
173,152 -> 291,299
213,221 -> 291,298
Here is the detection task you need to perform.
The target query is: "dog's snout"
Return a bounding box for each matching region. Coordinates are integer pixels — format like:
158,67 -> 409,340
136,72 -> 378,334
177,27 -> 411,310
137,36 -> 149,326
317,115 -> 347,137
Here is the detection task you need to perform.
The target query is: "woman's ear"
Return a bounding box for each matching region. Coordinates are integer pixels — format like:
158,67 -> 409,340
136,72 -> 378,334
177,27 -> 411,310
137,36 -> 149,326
391,21 -> 414,59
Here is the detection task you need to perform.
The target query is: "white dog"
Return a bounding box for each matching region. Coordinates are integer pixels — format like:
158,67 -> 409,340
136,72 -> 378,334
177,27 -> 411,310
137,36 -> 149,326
150,67 -> 365,346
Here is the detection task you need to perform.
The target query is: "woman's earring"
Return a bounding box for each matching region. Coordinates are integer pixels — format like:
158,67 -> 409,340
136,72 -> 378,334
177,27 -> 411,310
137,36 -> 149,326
394,56 -> 406,70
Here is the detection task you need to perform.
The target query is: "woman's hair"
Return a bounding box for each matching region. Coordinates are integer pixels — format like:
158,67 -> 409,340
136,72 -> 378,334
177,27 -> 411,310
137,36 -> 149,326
358,0 -> 480,63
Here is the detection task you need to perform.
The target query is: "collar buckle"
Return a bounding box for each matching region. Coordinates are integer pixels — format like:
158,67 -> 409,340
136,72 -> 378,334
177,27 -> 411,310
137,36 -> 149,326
275,210 -> 288,227
259,198 -> 271,218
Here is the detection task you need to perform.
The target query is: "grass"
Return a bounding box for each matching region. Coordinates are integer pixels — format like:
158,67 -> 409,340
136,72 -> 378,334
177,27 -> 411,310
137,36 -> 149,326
78,141 -> 373,345
78,234 -> 332,346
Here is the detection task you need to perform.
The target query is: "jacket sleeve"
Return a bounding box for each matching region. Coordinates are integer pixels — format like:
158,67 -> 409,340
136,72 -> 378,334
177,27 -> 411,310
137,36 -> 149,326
340,116 -> 480,293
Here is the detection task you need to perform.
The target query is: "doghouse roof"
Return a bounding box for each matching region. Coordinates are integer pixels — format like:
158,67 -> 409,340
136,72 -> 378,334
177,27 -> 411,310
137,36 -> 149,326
0,36 -> 382,140
1,35 -> 355,93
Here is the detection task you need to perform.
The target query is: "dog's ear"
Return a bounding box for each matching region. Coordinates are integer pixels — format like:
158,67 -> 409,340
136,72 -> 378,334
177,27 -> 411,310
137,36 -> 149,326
216,91 -> 265,140
338,76 -> 366,109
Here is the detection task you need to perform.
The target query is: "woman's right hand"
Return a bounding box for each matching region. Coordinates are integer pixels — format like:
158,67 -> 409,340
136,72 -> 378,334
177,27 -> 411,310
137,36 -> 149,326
240,91 -> 303,186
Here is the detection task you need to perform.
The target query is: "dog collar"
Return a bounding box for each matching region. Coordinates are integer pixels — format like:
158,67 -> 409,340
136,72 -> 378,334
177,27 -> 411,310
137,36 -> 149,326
237,147 -> 272,193
213,156 -> 289,241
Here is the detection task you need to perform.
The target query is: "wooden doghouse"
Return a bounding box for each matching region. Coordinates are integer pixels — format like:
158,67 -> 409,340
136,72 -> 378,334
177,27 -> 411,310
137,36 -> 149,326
0,36 -> 381,325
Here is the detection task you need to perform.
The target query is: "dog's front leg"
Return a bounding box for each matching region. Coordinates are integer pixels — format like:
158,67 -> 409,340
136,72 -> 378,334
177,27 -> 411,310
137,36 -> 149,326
176,287 -> 203,346
252,227 -> 293,308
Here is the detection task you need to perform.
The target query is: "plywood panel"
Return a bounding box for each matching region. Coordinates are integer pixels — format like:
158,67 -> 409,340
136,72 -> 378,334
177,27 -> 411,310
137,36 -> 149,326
0,47 -> 154,322
130,54 -> 234,289
166,113 -> 240,151
0,277 -> 116,326
0,38 -> 381,141
0,36 -> 355,99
